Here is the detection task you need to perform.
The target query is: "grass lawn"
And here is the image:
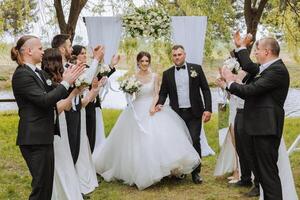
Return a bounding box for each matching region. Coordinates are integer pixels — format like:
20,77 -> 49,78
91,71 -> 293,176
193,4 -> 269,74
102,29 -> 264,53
0,110 -> 299,200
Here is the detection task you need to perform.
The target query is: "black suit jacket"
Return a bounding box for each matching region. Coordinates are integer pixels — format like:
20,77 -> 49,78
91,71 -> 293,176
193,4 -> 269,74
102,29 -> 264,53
229,49 -> 290,136
12,64 -> 68,145
157,63 -> 212,118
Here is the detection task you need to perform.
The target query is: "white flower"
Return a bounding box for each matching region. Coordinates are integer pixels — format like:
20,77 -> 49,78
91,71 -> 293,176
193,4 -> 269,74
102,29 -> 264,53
254,74 -> 261,79
75,79 -> 81,87
190,69 -> 198,78
46,79 -> 52,86
223,57 -> 240,74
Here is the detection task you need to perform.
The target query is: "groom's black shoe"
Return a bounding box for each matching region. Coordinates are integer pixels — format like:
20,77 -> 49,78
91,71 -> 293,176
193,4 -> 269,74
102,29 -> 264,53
244,186 -> 260,197
230,180 -> 252,188
82,193 -> 91,199
192,173 -> 203,184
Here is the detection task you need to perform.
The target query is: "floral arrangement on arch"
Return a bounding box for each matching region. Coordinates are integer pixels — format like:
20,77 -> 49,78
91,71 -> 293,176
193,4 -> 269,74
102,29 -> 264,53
122,6 -> 171,40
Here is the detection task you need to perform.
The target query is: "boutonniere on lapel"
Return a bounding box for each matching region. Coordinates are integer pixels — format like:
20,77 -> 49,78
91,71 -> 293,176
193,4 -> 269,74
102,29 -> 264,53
46,79 -> 52,86
254,74 -> 261,79
190,68 -> 198,78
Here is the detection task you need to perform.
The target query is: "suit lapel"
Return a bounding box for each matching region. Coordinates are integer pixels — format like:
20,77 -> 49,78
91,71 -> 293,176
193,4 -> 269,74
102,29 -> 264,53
24,65 -> 46,90
169,66 -> 179,100
187,63 -> 193,92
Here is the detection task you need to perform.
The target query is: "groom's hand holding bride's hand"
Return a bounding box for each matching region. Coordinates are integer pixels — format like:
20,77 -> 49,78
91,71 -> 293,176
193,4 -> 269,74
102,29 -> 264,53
202,111 -> 212,123
149,106 -> 156,116
154,104 -> 163,112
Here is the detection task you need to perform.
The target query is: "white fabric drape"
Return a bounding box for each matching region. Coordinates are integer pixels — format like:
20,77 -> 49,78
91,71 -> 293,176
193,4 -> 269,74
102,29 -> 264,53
171,16 -> 207,65
84,16 -> 122,64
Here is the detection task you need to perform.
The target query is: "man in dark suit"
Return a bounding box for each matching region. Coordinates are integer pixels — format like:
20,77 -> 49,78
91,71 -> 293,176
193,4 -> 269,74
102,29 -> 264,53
11,35 -> 84,200
155,45 -> 212,184
220,36 -> 290,200
51,34 -> 104,163
85,55 -> 119,153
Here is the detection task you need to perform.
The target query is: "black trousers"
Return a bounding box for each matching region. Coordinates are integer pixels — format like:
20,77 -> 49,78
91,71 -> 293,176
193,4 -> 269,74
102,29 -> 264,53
85,102 -> 97,153
178,108 -> 202,174
234,109 -> 259,186
251,135 -> 282,200
65,109 -> 81,164
20,144 -> 54,200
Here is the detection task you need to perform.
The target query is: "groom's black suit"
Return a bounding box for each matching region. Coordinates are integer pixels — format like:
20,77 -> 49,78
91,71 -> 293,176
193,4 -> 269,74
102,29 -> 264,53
158,63 -> 212,175
229,49 -> 289,200
12,64 -> 68,200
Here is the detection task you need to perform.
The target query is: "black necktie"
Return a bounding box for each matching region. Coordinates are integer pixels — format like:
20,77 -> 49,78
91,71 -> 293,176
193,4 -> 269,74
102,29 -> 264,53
35,68 -> 46,84
176,65 -> 186,71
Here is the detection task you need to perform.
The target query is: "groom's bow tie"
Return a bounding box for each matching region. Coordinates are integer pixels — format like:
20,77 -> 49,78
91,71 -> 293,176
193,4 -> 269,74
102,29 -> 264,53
176,65 -> 186,71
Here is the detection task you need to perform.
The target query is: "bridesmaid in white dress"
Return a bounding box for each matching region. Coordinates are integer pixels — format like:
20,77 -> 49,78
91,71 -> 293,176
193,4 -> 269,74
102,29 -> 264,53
214,94 -> 240,181
74,75 -> 107,195
41,48 -> 83,200
94,52 -> 200,190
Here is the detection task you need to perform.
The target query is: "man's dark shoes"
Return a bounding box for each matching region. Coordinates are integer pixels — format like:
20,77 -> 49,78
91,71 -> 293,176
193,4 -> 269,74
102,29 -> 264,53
230,180 -> 252,188
192,173 -> 203,184
244,186 -> 260,197
82,193 -> 91,199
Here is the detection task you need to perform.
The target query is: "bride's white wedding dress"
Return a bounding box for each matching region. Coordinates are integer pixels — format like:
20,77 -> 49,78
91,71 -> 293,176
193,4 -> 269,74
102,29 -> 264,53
259,138 -> 298,200
94,73 -> 200,190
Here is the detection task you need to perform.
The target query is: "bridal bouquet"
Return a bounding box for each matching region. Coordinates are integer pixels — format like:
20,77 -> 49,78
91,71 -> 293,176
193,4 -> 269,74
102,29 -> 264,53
119,76 -> 142,95
74,68 -> 91,87
97,64 -> 111,77
223,57 -> 240,74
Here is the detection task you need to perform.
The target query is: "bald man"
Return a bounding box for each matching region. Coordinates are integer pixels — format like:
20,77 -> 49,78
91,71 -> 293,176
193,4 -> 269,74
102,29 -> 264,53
220,35 -> 290,200
11,35 -> 84,200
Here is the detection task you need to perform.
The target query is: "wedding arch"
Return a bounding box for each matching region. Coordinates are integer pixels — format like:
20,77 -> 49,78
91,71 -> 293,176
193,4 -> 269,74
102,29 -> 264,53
83,15 -> 207,66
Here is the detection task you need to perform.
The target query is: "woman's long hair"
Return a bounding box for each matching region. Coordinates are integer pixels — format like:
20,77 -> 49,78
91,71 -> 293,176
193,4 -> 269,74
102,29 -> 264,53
11,35 -> 38,65
41,48 -> 64,86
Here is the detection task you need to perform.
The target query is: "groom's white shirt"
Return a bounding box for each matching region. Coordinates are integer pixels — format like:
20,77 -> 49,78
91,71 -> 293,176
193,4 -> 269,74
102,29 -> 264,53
174,62 -> 191,108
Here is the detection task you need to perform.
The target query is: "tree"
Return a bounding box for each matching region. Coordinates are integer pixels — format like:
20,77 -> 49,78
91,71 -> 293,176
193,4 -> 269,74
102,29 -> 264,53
0,0 -> 37,37
242,0 -> 268,50
262,0 -> 300,61
53,0 -> 89,42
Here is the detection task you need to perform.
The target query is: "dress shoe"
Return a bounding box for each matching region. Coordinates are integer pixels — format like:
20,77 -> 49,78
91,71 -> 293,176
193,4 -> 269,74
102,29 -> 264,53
82,193 -> 91,199
230,180 -> 252,188
175,174 -> 186,180
192,173 -> 203,184
244,186 -> 260,197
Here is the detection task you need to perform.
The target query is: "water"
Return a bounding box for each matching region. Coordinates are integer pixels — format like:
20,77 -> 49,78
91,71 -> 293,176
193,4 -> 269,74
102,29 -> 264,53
1,70 -> 300,117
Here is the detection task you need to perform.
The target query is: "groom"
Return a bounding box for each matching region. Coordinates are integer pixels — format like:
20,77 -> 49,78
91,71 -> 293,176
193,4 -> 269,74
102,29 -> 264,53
156,45 -> 212,184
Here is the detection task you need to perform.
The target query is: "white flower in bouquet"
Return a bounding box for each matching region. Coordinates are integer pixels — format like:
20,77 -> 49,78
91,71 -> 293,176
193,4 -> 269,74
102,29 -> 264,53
119,76 -> 142,95
97,64 -> 111,77
223,57 -> 240,74
74,69 -> 90,87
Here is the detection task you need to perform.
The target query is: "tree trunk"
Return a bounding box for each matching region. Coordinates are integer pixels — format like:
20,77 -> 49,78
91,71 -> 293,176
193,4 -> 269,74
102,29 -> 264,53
244,0 -> 268,51
54,0 -> 88,42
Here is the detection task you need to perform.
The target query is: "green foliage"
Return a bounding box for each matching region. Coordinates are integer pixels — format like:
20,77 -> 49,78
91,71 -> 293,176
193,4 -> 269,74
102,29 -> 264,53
0,0 -> 37,36
262,1 -> 300,62
119,37 -> 173,76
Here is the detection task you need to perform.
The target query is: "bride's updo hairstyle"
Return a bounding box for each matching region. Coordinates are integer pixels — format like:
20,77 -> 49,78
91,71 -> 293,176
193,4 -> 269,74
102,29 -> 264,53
11,35 -> 38,65
136,51 -> 151,64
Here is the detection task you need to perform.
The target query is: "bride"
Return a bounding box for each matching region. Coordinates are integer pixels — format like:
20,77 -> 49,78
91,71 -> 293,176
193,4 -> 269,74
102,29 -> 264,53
94,51 -> 200,190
